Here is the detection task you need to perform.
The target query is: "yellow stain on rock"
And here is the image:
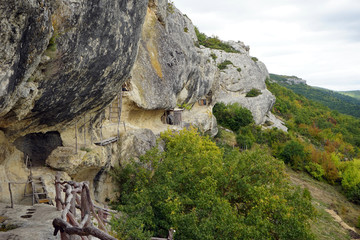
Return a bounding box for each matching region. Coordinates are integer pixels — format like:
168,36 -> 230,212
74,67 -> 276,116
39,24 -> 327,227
142,8 -> 163,79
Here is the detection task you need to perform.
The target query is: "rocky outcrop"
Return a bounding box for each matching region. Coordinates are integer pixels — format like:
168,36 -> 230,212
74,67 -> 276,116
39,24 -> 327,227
128,4 -> 215,110
0,0 -> 148,137
0,0 -> 287,205
125,1 -> 283,131
285,77 -> 307,85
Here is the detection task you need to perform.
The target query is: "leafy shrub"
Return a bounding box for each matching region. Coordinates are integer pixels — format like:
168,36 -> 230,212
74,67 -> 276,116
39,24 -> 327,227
213,102 -> 254,132
245,88 -> 262,97
279,140 -> 308,170
305,162 -> 325,180
217,60 -> 233,70
167,1 -> 175,13
251,57 -> 258,62
237,67 -> 241,72
194,27 -> 239,53
342,163 -> 360,203
111,129 -> 316,240
183,27 -> 188,33
210,53 -> 217,61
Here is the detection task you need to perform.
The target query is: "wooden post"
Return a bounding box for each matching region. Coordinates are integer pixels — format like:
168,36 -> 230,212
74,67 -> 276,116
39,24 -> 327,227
8,183 -> 13,208
31,180 -> 35,206
100,111 -> 103,142
83,115 -> 86,147
75,121 -> 78,154
55,173 -> 63,211
117,93 -> 121,138
90,114 -> 93,145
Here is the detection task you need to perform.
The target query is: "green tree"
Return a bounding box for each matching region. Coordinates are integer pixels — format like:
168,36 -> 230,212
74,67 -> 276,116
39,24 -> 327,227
111,129 -> 316,240
213,102 -> 254,132
280,140 -> 308,170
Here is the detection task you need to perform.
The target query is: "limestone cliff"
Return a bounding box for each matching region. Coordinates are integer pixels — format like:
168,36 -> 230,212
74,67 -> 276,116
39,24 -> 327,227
0,0 -> 148,137
0,0 -> 286,207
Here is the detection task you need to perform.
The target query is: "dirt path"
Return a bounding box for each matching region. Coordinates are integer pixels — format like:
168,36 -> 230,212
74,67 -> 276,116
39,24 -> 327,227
287,168 -> 360,239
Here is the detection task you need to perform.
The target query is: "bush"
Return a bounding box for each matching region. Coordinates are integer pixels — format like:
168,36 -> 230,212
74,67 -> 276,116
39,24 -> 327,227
245,88 -> 262,97
280,140 -> 308,170
213,102 -> 254,132
305,162 -> 325,180
111,129 -> 316,240
342,163 -> 360,203
210,53 -> 217,61
217,60 -> 233,70
194,27 -> 239,53
251,57 -> 258,62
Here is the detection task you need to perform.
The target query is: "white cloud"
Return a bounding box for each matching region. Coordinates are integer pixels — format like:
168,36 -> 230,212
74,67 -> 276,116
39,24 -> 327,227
173,0 -> 360,91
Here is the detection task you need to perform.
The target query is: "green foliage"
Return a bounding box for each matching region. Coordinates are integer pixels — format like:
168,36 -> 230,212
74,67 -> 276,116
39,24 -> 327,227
213,102 -> 254,132
167,1 -> 175,14
280,140 -> 308,170
251,57 -> 258,62
183,27 -> 188,33
194,27 -> 240,53
270,73 -> 360,118
245,88 -> 262,97
111,129 -> 316,240
217,60 -> 233,70
47,33 -> 58,52
177,102 -> 192,110
339,90 -> 360,100
210,53 -> 217,61
341,162 -> 360,203
237,67 -> 242,72
80,146 -> 91,152
305,162 -> 325,181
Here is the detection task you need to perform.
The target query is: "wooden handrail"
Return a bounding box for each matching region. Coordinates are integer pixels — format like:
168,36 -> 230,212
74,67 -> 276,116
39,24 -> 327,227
53,173 -> 116,240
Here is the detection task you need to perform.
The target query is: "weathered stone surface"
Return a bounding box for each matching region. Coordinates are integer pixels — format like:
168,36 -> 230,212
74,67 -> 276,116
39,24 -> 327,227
127,2 -> 283,128
128,5 -> 216,109
119,128 -> 157,164
0,0 -> 148,137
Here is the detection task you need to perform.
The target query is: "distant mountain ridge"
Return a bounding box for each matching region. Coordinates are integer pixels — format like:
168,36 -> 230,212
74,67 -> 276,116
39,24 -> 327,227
269,74 -> 360,118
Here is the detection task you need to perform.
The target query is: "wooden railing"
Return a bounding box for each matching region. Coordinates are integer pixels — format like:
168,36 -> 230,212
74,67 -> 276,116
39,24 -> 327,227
53,173 -> 116,240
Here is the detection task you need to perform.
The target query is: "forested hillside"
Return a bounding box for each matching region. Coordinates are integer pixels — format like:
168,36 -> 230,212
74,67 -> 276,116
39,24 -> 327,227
339,90 -> 360,100
269,74 -> 360,118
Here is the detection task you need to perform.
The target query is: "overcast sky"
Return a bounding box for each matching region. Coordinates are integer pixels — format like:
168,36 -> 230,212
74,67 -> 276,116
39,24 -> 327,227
174,0 -> 360,91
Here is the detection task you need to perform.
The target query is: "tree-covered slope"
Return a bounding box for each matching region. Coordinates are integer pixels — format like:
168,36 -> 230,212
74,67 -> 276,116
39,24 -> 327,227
339,90 -> 360,100
269,74 -> 360,118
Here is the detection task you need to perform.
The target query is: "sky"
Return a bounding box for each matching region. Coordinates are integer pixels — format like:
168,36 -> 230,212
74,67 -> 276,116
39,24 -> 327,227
173,0 -> 360,91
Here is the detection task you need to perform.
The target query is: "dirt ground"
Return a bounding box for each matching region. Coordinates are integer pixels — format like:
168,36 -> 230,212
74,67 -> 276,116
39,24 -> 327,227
287,168 -> 360,240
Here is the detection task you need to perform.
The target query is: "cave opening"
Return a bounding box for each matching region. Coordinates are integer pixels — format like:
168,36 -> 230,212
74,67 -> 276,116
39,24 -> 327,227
14,131 -> 63,167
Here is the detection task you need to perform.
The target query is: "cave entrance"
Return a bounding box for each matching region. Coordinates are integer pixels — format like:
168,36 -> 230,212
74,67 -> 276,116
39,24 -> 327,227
14,131 -> 63,167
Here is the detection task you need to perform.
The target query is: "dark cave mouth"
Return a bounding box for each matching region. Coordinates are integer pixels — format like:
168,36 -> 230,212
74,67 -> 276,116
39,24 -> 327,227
14,131 -> 63,167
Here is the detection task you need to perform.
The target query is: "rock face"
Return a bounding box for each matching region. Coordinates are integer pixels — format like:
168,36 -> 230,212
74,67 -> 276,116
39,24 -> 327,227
0,0 -> 148,136
126,1 -> 283,131
0,0 -> 287,205
128,3 -> 215,110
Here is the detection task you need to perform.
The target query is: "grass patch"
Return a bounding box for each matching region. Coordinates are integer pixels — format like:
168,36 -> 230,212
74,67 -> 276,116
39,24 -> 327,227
194,27 -> 239,53
246,88 -> 262,97
217,60 -> 233,70
80,147 -> 91,152
287,168 -> 360,239
210,53 -> 217,61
